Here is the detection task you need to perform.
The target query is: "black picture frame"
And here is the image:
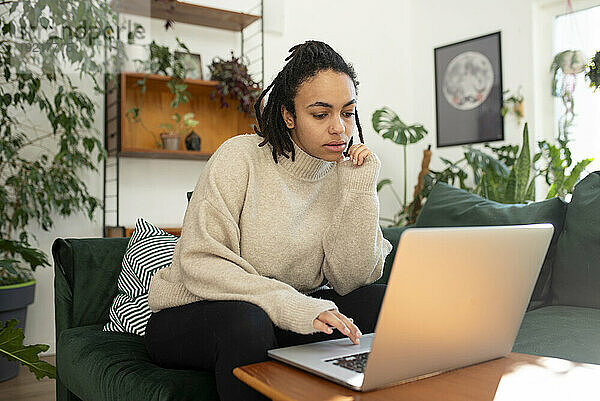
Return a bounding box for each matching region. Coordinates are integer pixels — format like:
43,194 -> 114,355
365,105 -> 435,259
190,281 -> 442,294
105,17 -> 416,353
434,32 -> 504,147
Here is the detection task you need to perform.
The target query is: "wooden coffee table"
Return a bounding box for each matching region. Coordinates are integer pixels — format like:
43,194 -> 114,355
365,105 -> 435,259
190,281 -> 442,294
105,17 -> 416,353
233,352 -> 600,400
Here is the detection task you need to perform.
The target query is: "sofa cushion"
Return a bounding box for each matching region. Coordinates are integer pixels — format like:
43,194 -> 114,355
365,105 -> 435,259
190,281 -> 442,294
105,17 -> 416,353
57,324 -> 218,401
415,182 -> 567,310
104,218 -> 177,336
513,305 -> 600,365
552,171 -> 600,307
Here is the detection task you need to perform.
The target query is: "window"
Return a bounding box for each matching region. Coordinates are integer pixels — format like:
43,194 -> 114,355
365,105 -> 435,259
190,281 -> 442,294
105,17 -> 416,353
553,5 -> 600,172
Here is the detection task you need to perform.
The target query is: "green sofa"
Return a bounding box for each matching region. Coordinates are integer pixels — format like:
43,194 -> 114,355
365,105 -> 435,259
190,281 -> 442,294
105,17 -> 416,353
52,171 -> 600,401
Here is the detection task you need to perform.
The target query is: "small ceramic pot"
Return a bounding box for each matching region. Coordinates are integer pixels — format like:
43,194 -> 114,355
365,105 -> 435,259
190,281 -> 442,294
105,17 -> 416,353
160,133 -> 180,150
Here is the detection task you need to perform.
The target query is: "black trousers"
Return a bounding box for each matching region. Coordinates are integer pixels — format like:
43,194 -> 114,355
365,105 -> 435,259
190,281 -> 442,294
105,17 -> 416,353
145,284 -> 387,401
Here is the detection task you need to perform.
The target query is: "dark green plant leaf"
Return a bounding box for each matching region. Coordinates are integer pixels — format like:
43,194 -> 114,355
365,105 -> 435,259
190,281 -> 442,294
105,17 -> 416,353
463,147 -> 509,181
585,50 -> 600,91
1,0 -> 113,282
512,123 -> 532,202
562,158 -> 594,194
0,240 -> 50,272
524,179 -> 536,202
0,320 -> 56,380
377,178 -> 392,192
371,107 -> 427,145
0,259 -> 20,275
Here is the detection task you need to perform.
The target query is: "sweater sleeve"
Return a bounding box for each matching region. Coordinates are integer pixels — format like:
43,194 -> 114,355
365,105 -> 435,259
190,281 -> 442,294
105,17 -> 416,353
175,144 -> 338,334
321,153 -> 394,296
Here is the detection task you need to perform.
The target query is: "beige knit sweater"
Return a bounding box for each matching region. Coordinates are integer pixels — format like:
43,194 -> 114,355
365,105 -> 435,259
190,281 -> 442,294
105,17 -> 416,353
148,134 -> 393,334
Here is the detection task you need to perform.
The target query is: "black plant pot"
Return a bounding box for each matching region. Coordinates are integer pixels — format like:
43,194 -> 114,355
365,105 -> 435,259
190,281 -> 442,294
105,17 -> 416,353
0,280 -> 36,382
185,131 -> 201,151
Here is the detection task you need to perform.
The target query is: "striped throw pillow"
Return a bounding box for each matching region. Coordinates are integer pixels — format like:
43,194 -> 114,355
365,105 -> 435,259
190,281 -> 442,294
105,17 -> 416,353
103,218 -> 178,336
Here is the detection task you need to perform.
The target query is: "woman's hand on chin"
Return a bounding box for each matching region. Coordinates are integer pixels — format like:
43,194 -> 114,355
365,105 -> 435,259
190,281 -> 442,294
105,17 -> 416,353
337,143 -> 372,165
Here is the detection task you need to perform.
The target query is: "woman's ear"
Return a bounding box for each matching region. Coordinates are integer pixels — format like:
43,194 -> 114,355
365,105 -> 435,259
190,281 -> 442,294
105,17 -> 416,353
281,105 -> 295,129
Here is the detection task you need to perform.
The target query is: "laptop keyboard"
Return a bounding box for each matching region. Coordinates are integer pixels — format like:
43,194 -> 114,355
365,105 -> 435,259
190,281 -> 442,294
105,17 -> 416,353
325,352 -> 370,373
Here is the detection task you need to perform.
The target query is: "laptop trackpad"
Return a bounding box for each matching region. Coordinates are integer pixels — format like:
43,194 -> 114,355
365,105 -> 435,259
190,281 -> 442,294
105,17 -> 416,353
267,333 -> 374,389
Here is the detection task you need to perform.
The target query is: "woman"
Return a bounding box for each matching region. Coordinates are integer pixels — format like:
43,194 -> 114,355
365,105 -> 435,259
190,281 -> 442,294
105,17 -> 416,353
145,40 -> 393,401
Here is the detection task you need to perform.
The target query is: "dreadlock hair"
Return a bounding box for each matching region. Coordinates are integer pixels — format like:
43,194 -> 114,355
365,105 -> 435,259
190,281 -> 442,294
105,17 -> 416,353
253,40 -> 364,163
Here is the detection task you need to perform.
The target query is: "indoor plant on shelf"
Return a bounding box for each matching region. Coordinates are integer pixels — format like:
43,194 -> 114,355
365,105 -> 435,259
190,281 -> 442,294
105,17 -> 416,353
0,0 -> 124,381
126,39 -> 198,148
209,51 -> 262,117
159,112 -> 199,150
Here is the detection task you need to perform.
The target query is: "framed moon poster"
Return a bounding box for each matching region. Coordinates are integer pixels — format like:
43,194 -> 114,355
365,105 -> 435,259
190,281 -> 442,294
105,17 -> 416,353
434,32 -> 504,147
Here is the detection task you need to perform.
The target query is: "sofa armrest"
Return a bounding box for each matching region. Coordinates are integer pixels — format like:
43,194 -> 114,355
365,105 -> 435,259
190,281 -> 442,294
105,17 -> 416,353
52,237 -> 130,401
52,237 -> 130,329
53,239 -> 74,339
52,239 -> 83,401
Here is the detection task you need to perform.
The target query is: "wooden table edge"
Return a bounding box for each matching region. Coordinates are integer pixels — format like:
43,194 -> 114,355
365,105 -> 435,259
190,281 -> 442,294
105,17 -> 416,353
234,353 -> 600,401
233,366 -> 295,401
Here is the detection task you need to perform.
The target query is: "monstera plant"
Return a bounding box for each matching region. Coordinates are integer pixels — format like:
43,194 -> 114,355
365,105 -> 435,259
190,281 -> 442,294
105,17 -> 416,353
0,0 -> 124,380
376,121 -> 594,227
371,107 -> 428,226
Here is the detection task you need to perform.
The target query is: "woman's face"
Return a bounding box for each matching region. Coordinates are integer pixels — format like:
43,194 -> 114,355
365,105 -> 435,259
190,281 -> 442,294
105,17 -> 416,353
281,69 -> 356,162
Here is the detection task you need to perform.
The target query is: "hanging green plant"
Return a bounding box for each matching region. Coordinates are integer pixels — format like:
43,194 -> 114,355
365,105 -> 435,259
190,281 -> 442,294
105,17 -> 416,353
586,50 -> 600,92
209,51 -> 262,117
550,50 -> 587,141
501,87 -> 524,124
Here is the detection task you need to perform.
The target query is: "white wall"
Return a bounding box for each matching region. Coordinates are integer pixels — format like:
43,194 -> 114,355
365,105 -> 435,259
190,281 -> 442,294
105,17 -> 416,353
24,0 -> 597,354
260,0 -> 414,220
409,0 -> 541,175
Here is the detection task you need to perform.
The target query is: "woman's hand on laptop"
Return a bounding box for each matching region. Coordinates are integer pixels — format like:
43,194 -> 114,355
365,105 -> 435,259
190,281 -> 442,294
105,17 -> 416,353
314,310 -> 362,345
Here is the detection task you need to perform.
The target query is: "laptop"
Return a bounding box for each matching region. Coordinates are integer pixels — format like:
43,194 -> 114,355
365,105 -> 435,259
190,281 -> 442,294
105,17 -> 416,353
267,224 -> 554,391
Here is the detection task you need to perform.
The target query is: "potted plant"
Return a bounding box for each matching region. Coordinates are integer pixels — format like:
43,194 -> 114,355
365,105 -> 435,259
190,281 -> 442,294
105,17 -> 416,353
423,123 -> 593,205
501,88 -> 525,124
126,39 -> 197,147
209,51 -> 262,117
0,0 -> 124,381
371,107 -> 429,226
550,50 -> 587,140
159,112 -> 199,150
586,50 -> 600,92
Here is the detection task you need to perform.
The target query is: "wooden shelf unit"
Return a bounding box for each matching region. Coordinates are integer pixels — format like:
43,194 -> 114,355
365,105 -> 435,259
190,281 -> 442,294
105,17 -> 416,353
103,1 -> 263,238
110,0 -> 260,31
107,71 -> 256,158
118,148 -> 212,160
124,227 -> 181,237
